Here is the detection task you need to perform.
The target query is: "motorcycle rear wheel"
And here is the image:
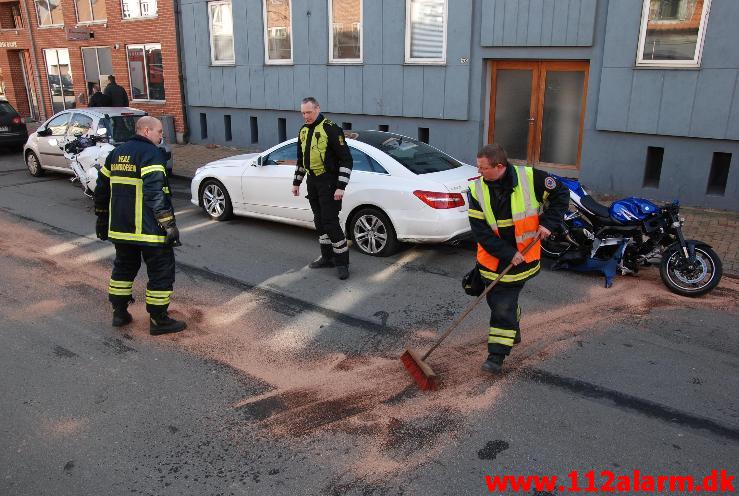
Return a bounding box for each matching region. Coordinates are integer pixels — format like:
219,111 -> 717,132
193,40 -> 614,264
660,245 -> 722,297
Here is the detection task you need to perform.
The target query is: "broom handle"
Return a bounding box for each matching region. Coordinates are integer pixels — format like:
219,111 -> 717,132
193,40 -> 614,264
421,233 -> 541,361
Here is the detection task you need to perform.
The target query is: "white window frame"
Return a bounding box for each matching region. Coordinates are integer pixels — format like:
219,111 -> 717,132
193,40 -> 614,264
126,43 -> 164,102
74,0 -> 106,24
120,0 -> 157,19
208,0 -> 235,65
404,0 -> 447,65
328,0 -> 363,64
262,0 -> 293,65
635,0 -> 712,68
80,46 -> 113,90
35,0 -> 64,27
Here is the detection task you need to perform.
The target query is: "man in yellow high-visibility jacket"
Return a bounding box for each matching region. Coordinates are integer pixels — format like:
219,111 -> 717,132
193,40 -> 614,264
467,144 -> 569,373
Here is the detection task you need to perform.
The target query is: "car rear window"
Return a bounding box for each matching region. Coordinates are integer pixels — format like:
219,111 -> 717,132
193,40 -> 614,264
0,102 -> 16,114
354,132 -> 463,174
100,115 -> 142,143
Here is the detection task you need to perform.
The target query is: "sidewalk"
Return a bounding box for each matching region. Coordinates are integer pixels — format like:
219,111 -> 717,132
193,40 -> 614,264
171,143 -> 739,276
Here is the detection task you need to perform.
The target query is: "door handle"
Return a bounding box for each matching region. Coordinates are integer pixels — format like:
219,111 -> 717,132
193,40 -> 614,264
528,117 -> 535,122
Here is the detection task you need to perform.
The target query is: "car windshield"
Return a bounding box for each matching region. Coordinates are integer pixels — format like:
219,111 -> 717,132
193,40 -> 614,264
100,115 -> 142,143
0,102 -> 15,114
353,131 -> 463,174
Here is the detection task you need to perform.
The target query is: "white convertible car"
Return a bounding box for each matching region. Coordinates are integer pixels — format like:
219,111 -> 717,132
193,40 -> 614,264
190,131 -> 477,256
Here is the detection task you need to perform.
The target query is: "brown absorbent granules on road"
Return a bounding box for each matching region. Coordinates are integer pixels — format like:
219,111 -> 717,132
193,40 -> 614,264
3,213 -> 738,482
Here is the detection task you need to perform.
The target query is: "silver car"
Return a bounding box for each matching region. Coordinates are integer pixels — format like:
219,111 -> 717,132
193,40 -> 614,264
23,107 -> 173,178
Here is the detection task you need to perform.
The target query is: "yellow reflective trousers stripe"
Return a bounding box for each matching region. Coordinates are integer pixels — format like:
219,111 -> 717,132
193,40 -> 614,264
489,327 -> 517,338
109,279 -> 133,289
488,335 -> 514,346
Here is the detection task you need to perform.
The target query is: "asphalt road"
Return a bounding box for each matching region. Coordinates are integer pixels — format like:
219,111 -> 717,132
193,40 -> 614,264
1,148 -> 737,496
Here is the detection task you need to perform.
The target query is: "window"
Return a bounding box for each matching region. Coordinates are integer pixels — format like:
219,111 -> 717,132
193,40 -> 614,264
200,113 -> 207,139
225,115 -> 232,141
349,148 -> 387,173
265,142 -> 297,165
99,114 -> 142,143
405,0 -> 446,64
329,0 -> 362,63
356,132 -> 462,174
67,113 -> 94,136
45,112 -> 71,135
263,0 -> 293,64
81,47 -> 113,95
636,0 -> 712,67
126,44 -> 165,101
208,1 -> 235,65
121,0 -> 157,19
75,0 -> 106,23
35,0 -> 63,26
44,49 -> 75,113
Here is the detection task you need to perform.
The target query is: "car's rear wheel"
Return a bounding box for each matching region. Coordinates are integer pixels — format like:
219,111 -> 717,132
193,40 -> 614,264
25,151 -> 44,177
199,179 -> 233,221
349,207 -> 398,257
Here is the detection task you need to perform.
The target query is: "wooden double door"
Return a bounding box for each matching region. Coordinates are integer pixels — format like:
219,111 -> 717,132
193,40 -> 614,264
488,60 -> 589,169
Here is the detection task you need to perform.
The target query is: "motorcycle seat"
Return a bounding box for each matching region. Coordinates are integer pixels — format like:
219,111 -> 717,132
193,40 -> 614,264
580,195 -> 612,222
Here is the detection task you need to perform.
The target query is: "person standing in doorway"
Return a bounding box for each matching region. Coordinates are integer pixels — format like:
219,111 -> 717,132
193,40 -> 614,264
292,97 -> 353,280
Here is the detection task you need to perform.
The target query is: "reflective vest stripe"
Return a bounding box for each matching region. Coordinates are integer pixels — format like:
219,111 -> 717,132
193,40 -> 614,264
111,177 -> 143,235
479,262 -> 541,282
100,166 -> 111,177
108,230 -> 166,243
468,208 -> 485,220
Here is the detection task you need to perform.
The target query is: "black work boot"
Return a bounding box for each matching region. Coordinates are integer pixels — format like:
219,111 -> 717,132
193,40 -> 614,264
337,265 -> 349,280
481,353 -> 505,374
112,307 -> 133,327
149,312 -> 187,336
309,256 -> 335,268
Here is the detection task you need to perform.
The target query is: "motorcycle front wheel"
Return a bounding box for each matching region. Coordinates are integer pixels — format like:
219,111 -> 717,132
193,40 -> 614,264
660,245 -> 722,297
541,233 -> 572,258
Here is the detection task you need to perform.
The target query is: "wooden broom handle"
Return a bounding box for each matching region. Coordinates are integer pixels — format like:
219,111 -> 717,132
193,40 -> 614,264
422,233 -> 541,361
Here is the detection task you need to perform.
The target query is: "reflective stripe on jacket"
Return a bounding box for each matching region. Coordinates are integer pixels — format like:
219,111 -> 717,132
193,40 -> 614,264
468,166 -> 541,275
95,135 -> 172,246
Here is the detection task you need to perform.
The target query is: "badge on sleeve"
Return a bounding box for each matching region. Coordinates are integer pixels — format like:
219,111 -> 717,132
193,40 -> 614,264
545,176 -> 556,190
338,135 -> 345,146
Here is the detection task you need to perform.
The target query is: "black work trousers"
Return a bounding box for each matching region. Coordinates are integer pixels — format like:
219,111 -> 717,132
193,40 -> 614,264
306,172 -> 349,266
486,282 -> 524,357
108,243 -> 175,315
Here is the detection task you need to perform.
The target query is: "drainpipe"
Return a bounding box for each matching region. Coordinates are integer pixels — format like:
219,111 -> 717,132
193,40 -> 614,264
20,0 -> 47,119
172,0 -> 189,143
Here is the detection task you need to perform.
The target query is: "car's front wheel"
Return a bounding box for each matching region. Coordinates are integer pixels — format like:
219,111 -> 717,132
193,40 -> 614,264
199,179 -> 233,221
349,207 -> 398,257
25,151 -> 44,177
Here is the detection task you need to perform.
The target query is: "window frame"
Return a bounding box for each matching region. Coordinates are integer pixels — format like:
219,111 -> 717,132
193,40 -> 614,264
635,0 -> 712,68
120,0 -> 157,20
80,46 -> 113,93
74,0 -> 106,24
404,0 -> 447,65
44,48 -> 75,113
328,0 -> 363,64
35,0 -> 64,27
208,0 -> 235,65
125,43 -> 165,102
262,0 -> 294,65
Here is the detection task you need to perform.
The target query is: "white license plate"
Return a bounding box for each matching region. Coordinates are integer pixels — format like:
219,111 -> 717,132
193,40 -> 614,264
0,126 -> 8,132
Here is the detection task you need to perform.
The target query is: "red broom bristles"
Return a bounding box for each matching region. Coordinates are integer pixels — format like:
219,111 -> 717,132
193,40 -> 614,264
400,349 -> 438,391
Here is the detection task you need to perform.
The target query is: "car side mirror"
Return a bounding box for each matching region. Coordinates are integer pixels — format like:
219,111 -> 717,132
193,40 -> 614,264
256,155 -> 264,166
37,128 -> 51,137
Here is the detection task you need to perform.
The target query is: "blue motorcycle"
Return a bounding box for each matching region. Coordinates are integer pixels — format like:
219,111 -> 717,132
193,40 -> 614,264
542,175 -> 722,297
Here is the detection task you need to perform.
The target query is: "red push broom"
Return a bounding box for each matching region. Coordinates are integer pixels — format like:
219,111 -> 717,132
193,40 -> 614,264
400,234 -> 541,391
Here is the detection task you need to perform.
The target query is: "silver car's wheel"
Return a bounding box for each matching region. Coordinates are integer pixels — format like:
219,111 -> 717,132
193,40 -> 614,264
350,208 -> 398,257
26,151 -> 44,177
200,180 -> 233,221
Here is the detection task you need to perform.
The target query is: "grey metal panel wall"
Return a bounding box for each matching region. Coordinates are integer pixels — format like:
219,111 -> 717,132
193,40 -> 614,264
181,0 -> 472,124
480,0 -> 596,46
597,0 -> 739,141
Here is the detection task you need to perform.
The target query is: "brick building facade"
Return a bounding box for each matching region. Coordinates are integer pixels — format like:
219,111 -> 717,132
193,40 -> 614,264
0,0 -> 186,141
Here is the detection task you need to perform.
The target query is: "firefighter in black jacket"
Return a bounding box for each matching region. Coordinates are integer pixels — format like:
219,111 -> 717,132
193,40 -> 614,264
94,116 -> 186,335
292,97 -> 353,280
468,144 -> 569,373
